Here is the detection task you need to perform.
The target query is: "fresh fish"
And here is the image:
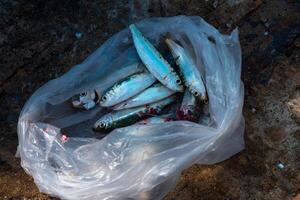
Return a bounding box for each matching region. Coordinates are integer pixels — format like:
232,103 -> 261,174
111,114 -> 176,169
166,38 -> 207,101
176,90 -> 201,122
129,24 -> 183,92
94,95 -> 176,131
100,71 -> 156,107
136,114 -> 175,125
72,62 -> 145,110
72,89 -> 101,110
112,83 -> 176,110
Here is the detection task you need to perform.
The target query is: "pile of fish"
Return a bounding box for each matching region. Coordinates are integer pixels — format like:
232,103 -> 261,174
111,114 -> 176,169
71,24 -> 207,132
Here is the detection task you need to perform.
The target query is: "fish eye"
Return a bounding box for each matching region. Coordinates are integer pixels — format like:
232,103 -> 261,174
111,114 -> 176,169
80,92 -> 87,96
99,122 -> 106,128
102,96 -> 107,101
176,79 -> 181,84
194,91 -> 199,96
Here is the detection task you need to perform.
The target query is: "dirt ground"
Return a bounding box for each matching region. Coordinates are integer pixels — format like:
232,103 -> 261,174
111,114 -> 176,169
0,0 -> 299,199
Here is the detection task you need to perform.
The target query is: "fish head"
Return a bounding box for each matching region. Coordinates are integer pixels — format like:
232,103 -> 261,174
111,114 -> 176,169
100,84 -> 123,107
99,91 -> 117,107
100,93 -> 109,106
189,84 -> 207,101
189,87 -> 201,98
72,90 -> 100,110
93,114 -> 113,131
165,72 -> 184,92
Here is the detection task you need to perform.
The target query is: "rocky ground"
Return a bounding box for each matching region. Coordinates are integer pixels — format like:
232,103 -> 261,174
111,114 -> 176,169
0,0 -> 299,199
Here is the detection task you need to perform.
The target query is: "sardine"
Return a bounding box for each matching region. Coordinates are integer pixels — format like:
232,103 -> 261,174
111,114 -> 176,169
136,114 -> 175,125
100,71 -> 156,107
176,90 -> 201,122
166,38 -> 207,101
94,95 -> 176,131
72,62 -> 145,110
112,83 -> 176,110
129,24 -> 183,92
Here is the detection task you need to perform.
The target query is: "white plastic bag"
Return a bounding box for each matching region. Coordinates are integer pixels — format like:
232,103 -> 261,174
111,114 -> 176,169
17,16 -> 244,200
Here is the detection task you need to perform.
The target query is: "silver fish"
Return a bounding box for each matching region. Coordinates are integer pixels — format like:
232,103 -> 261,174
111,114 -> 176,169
176,89 -> 201,122
136,114 -> 175,125
72,62 -> 145,110
100,71 -> 156,107
94,95 -> 176,131
112,83 -> 176,110
129,24 -> 183,92
166,38 -> 207,101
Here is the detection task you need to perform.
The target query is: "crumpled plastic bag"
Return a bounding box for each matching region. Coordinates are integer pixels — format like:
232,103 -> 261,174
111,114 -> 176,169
17,16 -> 244,200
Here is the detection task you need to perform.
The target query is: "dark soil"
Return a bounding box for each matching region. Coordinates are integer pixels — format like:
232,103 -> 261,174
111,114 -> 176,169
0,0 -> 299,199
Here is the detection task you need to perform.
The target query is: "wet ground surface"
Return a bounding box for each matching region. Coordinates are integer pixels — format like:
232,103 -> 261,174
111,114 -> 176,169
0,0 -> 299,199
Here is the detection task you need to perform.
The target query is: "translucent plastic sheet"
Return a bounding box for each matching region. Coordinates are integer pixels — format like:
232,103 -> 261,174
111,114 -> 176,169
17,16 -> 244,200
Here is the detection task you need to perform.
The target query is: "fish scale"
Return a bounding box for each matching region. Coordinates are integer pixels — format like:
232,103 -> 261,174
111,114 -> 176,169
100,71 -> 156,107
112,83 -> 176,110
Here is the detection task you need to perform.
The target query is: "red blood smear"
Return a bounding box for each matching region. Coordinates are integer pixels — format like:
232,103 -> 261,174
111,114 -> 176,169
61,134 -> 69,143
148,108 -> 158,115
176,109 -> 185,119
106,107 -> 114,112
164,117 -> 174,122
176,108 -> 193,121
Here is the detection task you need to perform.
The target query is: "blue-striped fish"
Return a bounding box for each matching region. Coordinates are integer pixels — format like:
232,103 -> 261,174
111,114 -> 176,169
112,83 -> 176,110
100,71 -> 156,107
94,95 -> 176,131
166,38 -> 207,101
129,24 -> 183,92
72,62 -> 145,110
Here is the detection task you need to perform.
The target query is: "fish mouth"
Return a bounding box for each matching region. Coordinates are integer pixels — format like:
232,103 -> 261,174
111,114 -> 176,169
93,126 -> 112,132
93,124 -> 105,132
93,120 -> 112,132
72,99 -> 82,108
92,126 -> 101,132
100,101 -> 111,107
203,96 -> 208,102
